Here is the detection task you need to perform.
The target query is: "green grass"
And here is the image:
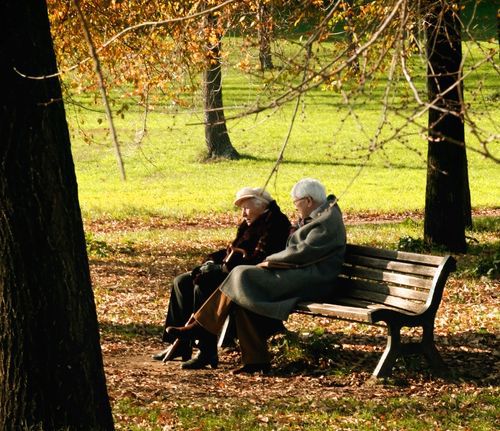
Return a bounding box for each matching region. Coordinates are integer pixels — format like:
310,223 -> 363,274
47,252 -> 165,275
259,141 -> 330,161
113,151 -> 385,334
67,39 -> 499,220
171,392 -> 499,431
87,216 -> 498,261
461,0 -> 499,41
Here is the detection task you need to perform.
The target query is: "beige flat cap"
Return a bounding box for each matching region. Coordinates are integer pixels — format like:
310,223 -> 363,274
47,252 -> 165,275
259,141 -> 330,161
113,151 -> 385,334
234,187 -> 273,206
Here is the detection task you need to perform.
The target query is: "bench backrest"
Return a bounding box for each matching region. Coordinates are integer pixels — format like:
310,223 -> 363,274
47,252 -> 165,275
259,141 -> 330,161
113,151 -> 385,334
333,244 -> 456,317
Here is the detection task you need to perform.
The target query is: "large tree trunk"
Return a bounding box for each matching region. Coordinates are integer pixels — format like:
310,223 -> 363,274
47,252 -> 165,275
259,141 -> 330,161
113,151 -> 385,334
0,1 -> 114,430
424,0 -> 471,253
204,13 -> 239,160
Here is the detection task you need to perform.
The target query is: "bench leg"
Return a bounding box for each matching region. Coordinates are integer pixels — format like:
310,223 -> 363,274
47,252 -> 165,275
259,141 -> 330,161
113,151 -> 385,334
421,321 -> 448,373
372,323 -> 401,378
373,321 -> 448,378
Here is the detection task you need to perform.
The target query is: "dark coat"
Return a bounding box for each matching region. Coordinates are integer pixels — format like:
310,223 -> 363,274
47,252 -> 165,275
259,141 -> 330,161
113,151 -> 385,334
205,200 -> 291,271
220,196 -> 346,321
163,201 -> 290,342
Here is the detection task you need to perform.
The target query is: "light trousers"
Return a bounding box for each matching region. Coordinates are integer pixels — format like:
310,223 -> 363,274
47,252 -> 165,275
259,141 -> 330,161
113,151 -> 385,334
194,288 -> 271,365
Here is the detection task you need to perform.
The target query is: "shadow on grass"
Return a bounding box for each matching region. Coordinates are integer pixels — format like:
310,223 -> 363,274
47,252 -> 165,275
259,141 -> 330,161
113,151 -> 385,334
100,319 -> 498,386
100,321 -> 162,339
268,330 -> 499,386
237,153 -> 426,170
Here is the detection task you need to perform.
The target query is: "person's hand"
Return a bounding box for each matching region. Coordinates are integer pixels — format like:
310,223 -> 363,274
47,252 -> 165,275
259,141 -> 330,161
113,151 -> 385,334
190,265 -> 202,277
257,261 -> 270,268
200,261 -> 221,273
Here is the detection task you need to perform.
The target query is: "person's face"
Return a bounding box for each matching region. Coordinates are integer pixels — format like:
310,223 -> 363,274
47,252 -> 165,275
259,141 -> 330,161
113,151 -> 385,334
293,196 -> 315,219
240,199 -> 266,225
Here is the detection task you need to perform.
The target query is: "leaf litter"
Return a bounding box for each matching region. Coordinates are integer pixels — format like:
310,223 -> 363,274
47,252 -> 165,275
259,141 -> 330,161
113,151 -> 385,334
89,216 -> 499,430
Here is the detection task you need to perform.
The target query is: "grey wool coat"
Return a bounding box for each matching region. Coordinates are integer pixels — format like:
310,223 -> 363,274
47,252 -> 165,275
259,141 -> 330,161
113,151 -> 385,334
220,196 -> 346,321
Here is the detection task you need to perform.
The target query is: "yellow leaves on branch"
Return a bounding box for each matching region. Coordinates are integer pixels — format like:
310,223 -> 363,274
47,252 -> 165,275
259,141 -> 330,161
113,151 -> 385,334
237,56 -> 252,72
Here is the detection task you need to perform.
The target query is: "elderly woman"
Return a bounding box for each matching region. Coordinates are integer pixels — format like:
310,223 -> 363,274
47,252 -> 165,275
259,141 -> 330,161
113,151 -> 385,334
154,187 -> 290,369
166,178 -> 346,374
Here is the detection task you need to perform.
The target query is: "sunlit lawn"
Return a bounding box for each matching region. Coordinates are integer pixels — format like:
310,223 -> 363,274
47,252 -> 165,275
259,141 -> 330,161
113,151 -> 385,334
68,39 -> 499,221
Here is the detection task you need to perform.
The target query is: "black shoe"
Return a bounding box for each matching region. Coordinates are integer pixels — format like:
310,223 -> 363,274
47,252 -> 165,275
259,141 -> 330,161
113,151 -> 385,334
232,363 -> 271,375
152,344 -> 192,362
181,352 -> 219,370
152,348 -> 169,361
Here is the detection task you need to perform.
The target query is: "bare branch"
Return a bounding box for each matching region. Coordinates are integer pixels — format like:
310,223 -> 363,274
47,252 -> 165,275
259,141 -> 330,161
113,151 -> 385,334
71,0 -> 126,181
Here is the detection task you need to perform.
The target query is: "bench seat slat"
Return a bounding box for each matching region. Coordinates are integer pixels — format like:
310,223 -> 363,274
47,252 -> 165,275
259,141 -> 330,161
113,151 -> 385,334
341,266 -> 433,289
332,297 -> 419,315
343,289 -> 424,313
336,278 -> 429,301
294,302 -> 374,322
345,255 -> 437,277
346,244 -> 445,266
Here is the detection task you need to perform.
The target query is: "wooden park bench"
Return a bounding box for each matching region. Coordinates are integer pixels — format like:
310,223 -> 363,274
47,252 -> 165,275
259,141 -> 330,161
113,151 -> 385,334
294,244 -> 456,378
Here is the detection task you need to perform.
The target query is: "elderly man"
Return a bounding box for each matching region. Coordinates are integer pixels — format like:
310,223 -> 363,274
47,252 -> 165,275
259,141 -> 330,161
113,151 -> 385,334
154,187 -> 290,368
167,178 -> 346,374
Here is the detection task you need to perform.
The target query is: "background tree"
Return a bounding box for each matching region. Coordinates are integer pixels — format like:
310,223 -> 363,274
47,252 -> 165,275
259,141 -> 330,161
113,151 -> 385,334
203,7 -> 239,159
45,0 -> 498,251
257,0 -> 275,69
0,1 -> 114,429
424,0 -> 471,252
47,0 -> 242,161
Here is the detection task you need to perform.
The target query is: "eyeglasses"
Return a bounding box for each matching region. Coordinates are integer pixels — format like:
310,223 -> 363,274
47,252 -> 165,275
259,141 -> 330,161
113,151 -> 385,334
293,197 -> 308,206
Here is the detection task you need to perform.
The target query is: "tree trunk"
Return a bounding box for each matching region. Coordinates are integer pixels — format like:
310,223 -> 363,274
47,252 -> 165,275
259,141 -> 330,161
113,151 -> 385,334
204,14 -> 239,160
0,1 -> 114,430
345,0 -> 360,72
497,6 -> 500,57
424,0 -> 471,252
257,1 -> 274,70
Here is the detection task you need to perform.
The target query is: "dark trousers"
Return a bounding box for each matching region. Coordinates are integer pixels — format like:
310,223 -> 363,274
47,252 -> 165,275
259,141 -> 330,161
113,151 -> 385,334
162,271 -> 226,343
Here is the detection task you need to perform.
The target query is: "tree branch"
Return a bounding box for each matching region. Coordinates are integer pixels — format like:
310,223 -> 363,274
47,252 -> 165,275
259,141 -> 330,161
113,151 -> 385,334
71,0 -> 126,181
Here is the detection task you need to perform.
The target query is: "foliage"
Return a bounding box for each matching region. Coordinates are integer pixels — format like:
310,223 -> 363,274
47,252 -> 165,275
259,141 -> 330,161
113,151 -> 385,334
397,235 -> 429,253
397,234 -> 449,254
46,0 -> 499,167
269,329 -> 343,372
473,249 -> 499,278
463,247 -> 500,279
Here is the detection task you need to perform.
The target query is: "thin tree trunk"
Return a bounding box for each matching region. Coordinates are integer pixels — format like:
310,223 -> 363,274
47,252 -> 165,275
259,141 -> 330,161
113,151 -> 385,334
344,0 -> 359,72
72,0 -> 126,181
257,0 -> 274,70
204,13 -> 238,160
0,1 -> 114,429
424,0 -> 471,252
497,6 -> 500,58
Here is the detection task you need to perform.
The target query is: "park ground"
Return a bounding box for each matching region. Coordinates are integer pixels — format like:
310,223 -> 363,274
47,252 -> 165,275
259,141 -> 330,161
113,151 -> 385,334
86,210 -> 499,430
66,28 -> 499,430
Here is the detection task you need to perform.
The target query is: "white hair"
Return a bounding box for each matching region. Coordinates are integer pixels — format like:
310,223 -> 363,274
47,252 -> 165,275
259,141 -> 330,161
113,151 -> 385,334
249,197 -> 268,208
291,178 -> 327,204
